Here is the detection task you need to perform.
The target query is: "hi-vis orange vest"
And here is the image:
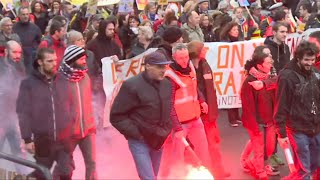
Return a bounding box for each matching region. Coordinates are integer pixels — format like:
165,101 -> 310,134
165,63 -> 201,123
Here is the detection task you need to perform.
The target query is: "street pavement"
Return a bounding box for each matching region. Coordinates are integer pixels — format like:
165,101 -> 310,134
0,109 -> 290,179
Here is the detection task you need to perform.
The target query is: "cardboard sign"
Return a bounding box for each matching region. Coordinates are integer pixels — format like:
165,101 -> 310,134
238,0 -> 250,7
69,0 -> 88,6
97,0 -> 120,6
136,0 -> 148,10
118,0 -> 134,13
86,0 -> 98,17
158,0 -> 168,5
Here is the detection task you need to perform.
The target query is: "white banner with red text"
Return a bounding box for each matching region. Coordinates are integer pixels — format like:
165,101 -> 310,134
100,28 -> 319,127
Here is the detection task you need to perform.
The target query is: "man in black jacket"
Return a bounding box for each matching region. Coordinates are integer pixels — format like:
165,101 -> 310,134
274,41 -> 320,179
16,48 -> 74,180
13,7 -> 42,73
110,51 -> 175,180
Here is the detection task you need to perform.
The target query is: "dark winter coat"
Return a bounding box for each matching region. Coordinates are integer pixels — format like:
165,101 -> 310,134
13,21 -> 42,70
16,70 -> 72,143
274,60 -> 320,138
32,12 -> 49,34
264,37 -> 290,74
241,75 -> 275,132
110,72 -> 174,149
128,37 -> 162,58
304,13 -> 320,30
195,59 -> 218,122
201,25 -> 216,42
86,21 -> 122,69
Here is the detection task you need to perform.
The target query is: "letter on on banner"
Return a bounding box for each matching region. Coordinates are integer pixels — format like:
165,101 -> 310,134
206,41 -> 260,109
101,48 -> 157,128
101,28 -> 320,115
204,28 -> 320,109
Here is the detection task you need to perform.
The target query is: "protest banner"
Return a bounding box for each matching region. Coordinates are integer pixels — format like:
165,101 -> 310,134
100,28 -> 319,127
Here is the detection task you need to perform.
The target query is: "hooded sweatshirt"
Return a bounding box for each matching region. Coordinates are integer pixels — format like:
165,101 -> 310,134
264,37 -> 290,74
86,20 -> 122,69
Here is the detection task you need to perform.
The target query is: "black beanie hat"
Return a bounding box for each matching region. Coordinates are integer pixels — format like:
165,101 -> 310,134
162,26 -> 183,44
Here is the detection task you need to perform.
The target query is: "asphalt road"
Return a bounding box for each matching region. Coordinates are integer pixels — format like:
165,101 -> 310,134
0,109 -> 290,179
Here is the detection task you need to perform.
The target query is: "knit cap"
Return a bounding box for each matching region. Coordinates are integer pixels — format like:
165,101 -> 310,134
62,45 -> 86,65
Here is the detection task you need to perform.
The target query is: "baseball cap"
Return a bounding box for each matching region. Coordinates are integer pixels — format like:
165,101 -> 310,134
144,51 -> 173,65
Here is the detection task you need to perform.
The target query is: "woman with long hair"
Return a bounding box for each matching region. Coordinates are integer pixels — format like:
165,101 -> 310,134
200,14 -> 215,42
219,21 -> 243,127
30,0 -> 49,34
48,0 -> 62,19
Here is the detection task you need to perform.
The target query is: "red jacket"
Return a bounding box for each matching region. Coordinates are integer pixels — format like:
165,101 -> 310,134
38,36 -> 66,65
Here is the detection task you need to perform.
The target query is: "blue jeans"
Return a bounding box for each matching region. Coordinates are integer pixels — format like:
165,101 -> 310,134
287,131 -> 320,179
128,138 -> 163,180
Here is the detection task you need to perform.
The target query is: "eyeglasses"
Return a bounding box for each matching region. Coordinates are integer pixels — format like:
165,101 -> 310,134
3,24 -> 13,27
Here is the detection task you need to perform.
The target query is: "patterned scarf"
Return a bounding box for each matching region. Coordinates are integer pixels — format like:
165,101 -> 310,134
59,61 -> 88,82
249,67 -> 270,80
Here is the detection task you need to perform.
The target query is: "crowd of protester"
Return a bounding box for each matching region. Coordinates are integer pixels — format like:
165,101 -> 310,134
0,0 -> 320,179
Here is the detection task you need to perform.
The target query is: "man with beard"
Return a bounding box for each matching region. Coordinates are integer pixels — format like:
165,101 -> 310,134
59,45 -> 97,179
86,20 -> 122,129
0,41 -> 26,174
274,41 -> 320,179
13,7 -> 42,73
17,48 -> 74,179
86,20 -> 122,69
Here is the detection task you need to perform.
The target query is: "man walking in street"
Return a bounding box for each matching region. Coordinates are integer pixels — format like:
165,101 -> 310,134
0,40 -> 26,174
59,45 -> 97,180
274,41 -> 320,179
164,43 -> 211,177
111,51 -> 174,180
16,48 -> 74,179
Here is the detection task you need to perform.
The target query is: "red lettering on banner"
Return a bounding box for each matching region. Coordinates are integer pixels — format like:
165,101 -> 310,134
217,45 -> 229,69
213,72 -> 223,95
231,44 -> 244,68
111,63 -> 117,84
252,42 -> 264,49
126,59 -> 140,77
115,62 -> 124,73
224,72 -> 236,95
